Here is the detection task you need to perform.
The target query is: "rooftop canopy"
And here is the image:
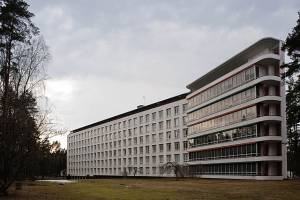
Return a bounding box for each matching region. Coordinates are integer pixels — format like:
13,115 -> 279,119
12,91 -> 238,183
186,37 -> 281,92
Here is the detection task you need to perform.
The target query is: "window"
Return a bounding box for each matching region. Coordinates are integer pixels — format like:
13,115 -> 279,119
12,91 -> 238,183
139,146 -> 143,155
189,106 -> 257,134
152,134 -> 156,142
152,167 -> 156,174
139,116 -> 143,124
159,122 -> 164,131
134,118 -> 137,126
167,143 -> 171,151
183,129 -> 188,138
166,131 -> 171,140
146,135 -> 150,144
159,144 -> 164,152
183,141 -> 188,150
174,129 -> 180,139
140,157 -> 143,165
166,155 -> 171,162
174,154 -> 180,162
174,106 -> 179,116
166,108 -> 171,118
174,118 -> 179,127
166,120 -> 171,129
159,155 -> 164,163
134,157 -> 137,165
152,123 -> 156,132
139,136 -> 143,144
174,142 -> 180,151
159,110 -> 163,119
145,114 -> 150,123
188,66 -> 256,109
152,112 -> 156,121
139,126 -> 143,134
152,156 -> 156,164
134,147 -> 137,155
159,133 -> 163,141
134,137 -> 137,145
183,116 -> 187,125
152,145 -> 157,153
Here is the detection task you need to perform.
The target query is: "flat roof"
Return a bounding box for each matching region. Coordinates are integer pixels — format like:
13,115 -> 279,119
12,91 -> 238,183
71,92 -> 189,133
186,37 -> 281,92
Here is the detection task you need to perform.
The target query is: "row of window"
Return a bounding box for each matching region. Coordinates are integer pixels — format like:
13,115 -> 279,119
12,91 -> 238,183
189,106 -> 257,135
68,165 -> 176,176
69,117 -> 187,146
188,66 -> 256,109
68,141 -> 188,161
188,87 -> 256,123
68,154 -> 185,169
69,129 -> 188,152
69,104 -> 188,142
189,143 -> 258,161
189,125 -> 257,148
189,162 -> 258,176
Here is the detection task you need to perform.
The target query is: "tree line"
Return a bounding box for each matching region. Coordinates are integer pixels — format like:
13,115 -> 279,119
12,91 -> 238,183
0,0 -> 66,195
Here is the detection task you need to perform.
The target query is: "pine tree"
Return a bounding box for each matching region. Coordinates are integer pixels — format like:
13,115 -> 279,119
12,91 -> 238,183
0,0 -> 43,195
281,12 -> 300,177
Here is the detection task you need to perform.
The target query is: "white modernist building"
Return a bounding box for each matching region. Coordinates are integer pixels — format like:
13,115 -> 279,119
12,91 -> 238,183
67,37 -> 287,180
186,37 -> 287,180
67,94 -> 189,177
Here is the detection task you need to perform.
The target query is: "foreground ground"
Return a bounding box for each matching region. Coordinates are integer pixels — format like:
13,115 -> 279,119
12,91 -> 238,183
3,178 -> 300,200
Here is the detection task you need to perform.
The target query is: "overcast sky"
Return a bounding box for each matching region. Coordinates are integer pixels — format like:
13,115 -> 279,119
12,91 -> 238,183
26,0 -> 299,148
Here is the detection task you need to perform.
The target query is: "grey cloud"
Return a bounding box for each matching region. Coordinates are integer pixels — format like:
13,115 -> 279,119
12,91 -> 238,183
25,0 -> 299,147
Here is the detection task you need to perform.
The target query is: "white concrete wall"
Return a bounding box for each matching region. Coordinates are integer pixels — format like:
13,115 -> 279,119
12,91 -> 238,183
67,98 -> 188,177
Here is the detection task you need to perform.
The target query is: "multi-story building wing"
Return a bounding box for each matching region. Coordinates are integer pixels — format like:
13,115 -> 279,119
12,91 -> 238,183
67,94 -> 189,177
67,37 -> 287,180
186,37 -> 287,180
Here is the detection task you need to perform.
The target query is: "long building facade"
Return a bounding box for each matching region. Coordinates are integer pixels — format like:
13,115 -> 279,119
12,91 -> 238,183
67,37 -> 287,180
67,94 -> 189,177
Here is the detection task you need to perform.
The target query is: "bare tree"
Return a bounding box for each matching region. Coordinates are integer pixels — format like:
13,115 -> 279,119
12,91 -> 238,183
160,162 -> 189,179
0,36 -> 51,195
0,1 -> 65,195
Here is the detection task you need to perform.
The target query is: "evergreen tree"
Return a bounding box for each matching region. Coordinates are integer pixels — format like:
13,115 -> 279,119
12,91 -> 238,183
0,0 -> 44,195
281,12 -> 300,177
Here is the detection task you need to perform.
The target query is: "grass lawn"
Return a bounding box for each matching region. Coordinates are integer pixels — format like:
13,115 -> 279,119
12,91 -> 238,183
2,178 -> 300,200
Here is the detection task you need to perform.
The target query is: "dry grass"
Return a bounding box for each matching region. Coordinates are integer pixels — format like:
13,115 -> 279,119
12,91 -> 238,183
2,178 -> 300,200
